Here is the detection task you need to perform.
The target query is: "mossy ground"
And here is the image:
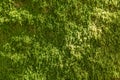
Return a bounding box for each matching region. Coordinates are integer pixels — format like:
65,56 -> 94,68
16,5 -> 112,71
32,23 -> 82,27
0,0 -> 120,80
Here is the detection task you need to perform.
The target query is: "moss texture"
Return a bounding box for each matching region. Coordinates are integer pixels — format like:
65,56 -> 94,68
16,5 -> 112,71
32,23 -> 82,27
0,0 -> 120,80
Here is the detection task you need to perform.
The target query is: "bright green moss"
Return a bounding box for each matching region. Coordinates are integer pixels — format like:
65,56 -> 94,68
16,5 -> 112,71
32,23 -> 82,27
0,0 -> 120,80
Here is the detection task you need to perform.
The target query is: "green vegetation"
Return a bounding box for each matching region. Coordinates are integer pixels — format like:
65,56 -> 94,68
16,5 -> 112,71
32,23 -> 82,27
0,0 -> 120,80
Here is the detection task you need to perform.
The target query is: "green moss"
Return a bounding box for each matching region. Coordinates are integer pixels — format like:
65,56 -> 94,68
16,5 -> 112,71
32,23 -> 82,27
0,0 -> 120,80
